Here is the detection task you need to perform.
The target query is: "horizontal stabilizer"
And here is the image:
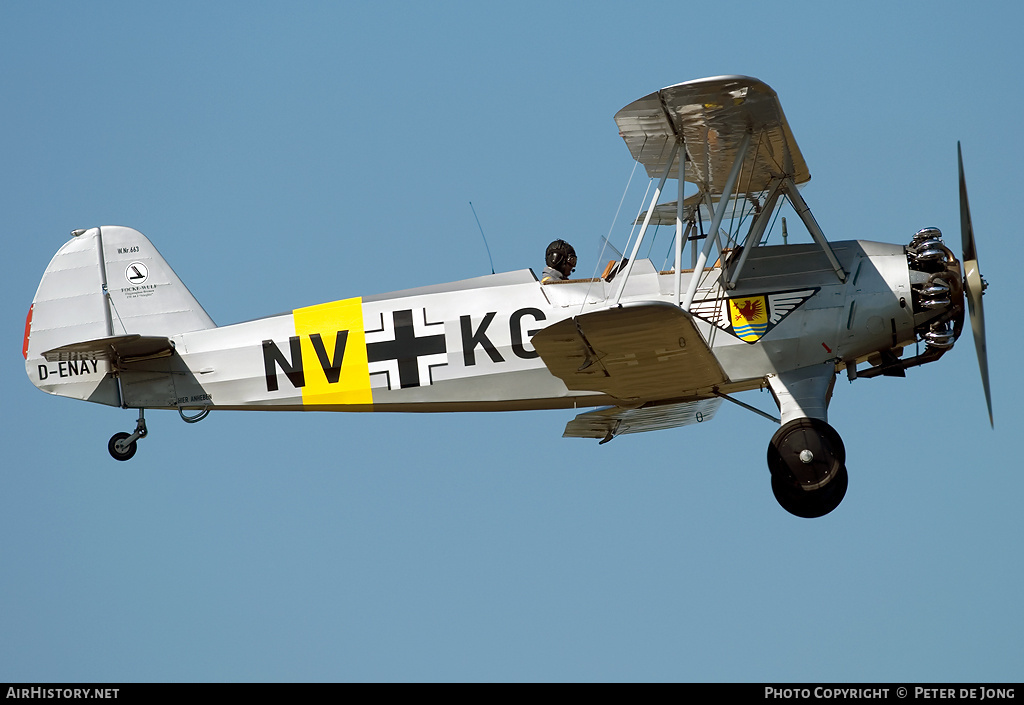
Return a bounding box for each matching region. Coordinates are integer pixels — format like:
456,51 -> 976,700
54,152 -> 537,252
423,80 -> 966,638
532,302 -> 727,402
563,398 -> 723,441
43,334 -> 174,364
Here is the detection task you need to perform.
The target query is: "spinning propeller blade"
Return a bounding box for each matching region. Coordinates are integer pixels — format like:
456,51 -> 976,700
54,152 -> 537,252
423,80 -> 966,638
958,142 -> 993,427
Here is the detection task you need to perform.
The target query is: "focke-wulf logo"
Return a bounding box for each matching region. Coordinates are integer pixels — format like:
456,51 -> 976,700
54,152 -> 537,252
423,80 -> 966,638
125,262 -> 149,284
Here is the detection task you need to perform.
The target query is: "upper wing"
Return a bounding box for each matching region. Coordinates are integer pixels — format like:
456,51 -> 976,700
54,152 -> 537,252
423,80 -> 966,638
613,75 -> 809,194
531,301 -> 728,402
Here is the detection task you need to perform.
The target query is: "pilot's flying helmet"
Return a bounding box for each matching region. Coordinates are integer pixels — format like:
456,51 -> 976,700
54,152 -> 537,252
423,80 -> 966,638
545,239 -> 577,277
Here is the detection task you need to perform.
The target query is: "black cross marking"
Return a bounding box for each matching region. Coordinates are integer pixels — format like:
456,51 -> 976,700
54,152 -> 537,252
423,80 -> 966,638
366,309 -> 446,389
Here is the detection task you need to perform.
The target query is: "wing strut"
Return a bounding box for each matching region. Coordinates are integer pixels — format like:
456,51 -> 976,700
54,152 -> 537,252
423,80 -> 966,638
783,178 -> 846,282
713,390 -> 780,423
724,176 -> 786,289
674,139 -> 687,308
682,131 -> 752,311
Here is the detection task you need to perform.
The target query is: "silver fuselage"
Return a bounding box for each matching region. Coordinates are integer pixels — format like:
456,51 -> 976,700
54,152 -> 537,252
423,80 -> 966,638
28,239 -> 916,414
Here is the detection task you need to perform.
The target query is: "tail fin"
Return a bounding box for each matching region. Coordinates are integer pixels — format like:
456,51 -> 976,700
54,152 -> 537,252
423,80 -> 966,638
24,226 -> 216,404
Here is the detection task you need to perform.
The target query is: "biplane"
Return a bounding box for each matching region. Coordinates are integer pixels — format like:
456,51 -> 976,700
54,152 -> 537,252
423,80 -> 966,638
23,76 -> 990,518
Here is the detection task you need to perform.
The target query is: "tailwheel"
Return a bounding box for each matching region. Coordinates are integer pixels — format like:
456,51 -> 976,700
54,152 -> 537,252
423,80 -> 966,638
107,409 -> 148,462
767,418 -> 848,518
108,432 -> 137,461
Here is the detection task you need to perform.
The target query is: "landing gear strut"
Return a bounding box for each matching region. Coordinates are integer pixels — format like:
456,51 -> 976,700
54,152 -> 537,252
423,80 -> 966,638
108,409 -> 147,461
767,417 -> 848,518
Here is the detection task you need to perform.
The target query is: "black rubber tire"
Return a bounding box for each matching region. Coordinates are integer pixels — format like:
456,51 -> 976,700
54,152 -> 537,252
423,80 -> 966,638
771,464 -> 848,518
108,432 -> 137,461
767,418 -> 848,518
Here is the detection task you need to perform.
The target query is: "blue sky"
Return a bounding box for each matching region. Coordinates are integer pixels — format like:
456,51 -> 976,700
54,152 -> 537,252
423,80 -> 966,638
2,1 -> 1021,682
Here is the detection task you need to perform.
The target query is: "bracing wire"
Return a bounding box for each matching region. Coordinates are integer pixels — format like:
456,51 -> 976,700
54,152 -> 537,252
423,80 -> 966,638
582,152 -> 645,312
591,156 -> 643,279
619,178 -> 654,266
644,224 -> 661,259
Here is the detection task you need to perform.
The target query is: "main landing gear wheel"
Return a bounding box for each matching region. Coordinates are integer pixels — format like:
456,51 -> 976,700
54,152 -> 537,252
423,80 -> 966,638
108,432 -> 137,461
767,418 -> 848,518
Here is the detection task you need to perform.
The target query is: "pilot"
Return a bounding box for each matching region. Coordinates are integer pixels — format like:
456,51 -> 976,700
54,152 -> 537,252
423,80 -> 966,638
542,239 -> 577,283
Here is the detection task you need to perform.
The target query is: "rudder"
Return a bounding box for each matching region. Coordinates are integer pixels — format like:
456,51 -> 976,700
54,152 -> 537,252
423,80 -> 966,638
24,226 -> 216,404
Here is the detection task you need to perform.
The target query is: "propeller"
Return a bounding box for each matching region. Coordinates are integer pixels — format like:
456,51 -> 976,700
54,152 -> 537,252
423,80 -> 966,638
958,142 -> 993,427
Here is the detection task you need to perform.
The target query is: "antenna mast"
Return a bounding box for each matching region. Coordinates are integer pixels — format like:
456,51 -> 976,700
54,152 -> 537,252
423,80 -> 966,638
469,202 -> 495,275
